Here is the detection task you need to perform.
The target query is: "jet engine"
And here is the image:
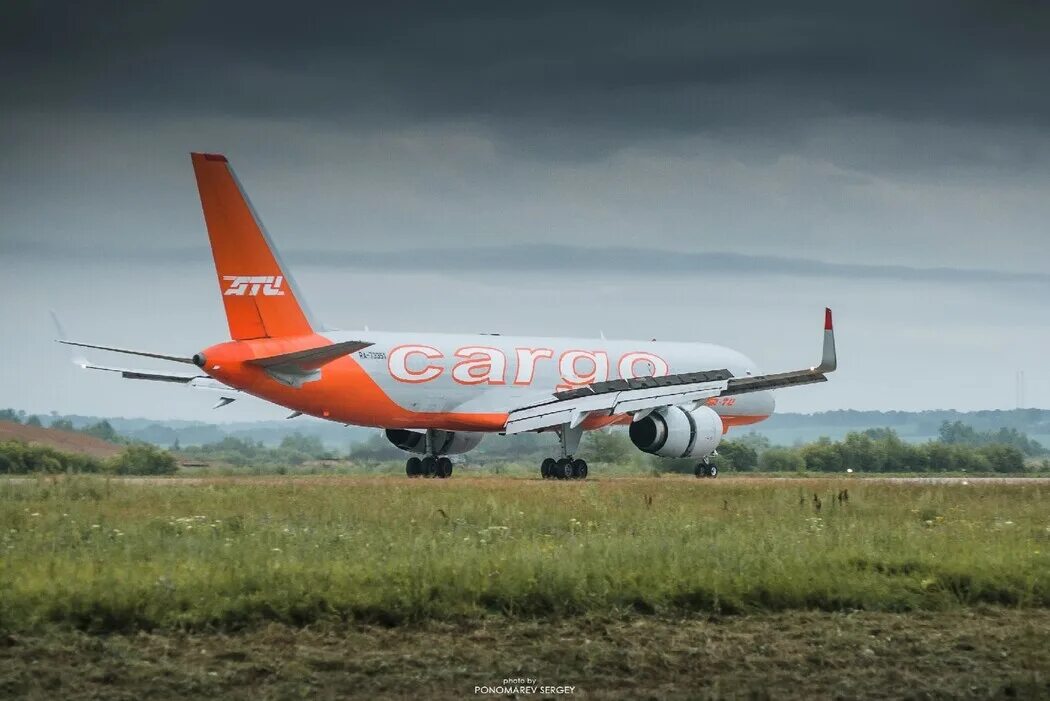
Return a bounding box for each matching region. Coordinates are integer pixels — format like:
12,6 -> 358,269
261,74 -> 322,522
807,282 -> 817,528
628,405 -> 723,458
384,429 -> 484,455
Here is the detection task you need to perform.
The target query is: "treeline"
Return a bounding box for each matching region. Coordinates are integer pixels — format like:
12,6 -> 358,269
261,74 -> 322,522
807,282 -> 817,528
701,428 -> 1033,474
582,427 -> 1037,475
0,410 -> 124,444
0,441 -> 177,475
177,434 -> 338,468
938,421 -> 1045,456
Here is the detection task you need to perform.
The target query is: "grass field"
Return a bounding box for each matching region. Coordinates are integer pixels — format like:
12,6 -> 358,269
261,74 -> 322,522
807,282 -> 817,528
2,475 -> 1049,698
2,475 -> 1048,629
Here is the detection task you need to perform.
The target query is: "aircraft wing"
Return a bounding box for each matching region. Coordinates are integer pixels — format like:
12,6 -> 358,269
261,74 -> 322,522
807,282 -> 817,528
504,308 -> 837,435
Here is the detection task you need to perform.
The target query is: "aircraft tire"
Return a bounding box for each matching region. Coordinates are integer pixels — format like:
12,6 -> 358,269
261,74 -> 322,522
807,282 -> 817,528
694,463 -> 705,478
572,459 -> 588,480
708,464 -> 718,479
556,458 -> 573,480
540,458 -> 556,479
437,457 -> 453,478
406,457 -> 422,477
421,456 -> 438,477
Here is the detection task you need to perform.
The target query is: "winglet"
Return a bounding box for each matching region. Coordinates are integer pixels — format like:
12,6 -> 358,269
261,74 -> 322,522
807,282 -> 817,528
50,310 -> 89,368
814,307 -> 837,373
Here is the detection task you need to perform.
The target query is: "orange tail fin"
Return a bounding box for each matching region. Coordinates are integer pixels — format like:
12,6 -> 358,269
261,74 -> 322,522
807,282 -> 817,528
190,152 -> 318,340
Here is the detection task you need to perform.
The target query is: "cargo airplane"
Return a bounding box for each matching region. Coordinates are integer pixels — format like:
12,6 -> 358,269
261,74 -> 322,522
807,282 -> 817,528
57,153 -> 837,479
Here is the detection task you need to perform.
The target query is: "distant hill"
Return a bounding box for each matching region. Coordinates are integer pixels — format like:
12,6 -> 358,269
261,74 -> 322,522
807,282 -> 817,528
0,421 -> 122,459
751,409 -> 1050,446
8,408 -> 1050,451
25,414 -> 376,451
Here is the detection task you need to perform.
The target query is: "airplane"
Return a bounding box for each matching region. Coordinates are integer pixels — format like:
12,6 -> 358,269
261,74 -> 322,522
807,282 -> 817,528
56,152 -> 837,480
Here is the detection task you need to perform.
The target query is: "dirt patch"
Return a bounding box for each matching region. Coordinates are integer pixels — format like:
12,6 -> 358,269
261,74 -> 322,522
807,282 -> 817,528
0,421 -> 121,458
1,610 -> 1047,699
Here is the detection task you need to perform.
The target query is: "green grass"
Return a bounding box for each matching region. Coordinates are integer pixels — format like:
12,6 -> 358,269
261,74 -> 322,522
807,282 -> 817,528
1,476 -> 1049,633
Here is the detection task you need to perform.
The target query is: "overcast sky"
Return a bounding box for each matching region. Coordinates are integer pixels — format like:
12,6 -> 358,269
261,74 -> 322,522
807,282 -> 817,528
2,1 -> 1049,421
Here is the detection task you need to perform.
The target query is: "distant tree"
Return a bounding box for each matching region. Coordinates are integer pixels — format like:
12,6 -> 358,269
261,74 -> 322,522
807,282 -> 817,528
584,429 -> 633,464
279,433 -> 330,458
714,440 -> 759,471
939,420 -> 977,445
0,409 -> 22,424
937,420 -> 1045,456
736,432 -> 772,455
25,415 -> 42,427
977,444 -> 1025,473
800,437 -> 841,472
50,418 -> 75,432
81,420 -> 121,443
108,444 -> 177,475
350,432 -> 404,461
759,447 -> 806,472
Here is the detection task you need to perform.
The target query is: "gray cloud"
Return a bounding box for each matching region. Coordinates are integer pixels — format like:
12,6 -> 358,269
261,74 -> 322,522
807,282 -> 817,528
6,239 -> 1050,288
3,2 -> 1050,164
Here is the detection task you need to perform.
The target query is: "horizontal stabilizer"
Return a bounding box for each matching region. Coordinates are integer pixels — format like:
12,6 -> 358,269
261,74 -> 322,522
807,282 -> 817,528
59,340 -> 196,365
247,340 -> 372,372
83,363 -> 199,383
247,339 -> 372,387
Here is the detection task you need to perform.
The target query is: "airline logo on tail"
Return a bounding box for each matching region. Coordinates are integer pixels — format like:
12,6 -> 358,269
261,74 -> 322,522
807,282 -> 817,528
222,275 -> 285,297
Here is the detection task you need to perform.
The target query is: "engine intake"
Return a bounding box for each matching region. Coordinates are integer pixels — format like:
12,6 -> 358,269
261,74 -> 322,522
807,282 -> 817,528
384,429 -> 483,456
628,405 -> 723,458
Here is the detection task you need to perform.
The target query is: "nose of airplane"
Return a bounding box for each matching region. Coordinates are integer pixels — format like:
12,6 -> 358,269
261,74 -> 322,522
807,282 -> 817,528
757,390 -> 776,418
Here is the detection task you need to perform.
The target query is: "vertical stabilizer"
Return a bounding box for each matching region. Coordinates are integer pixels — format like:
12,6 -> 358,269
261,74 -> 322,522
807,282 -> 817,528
190,152 -> 319,340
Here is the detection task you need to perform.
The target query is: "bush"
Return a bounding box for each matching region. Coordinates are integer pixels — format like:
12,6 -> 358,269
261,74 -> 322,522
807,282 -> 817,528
712,440 -> 759,472
0,440 -> 103,474
760,447 -> 806,472
107,444 -> 177,475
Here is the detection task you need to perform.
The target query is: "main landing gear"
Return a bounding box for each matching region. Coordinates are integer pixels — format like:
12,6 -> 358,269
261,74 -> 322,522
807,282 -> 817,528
694,457 -> 718,479
406,455 -> 453,478
539,424 -> 588,480
540,457 -> 588,480
405,430 -> 454,478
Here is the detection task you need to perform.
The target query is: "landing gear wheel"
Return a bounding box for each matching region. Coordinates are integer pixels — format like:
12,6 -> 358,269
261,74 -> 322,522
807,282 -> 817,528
556,458 -> 574,480
437,457 -> 453,478
421,456 -> 437,477
694,461 -> 717,478
540,458 -> 556,479
571,459 -> 588,480
406,457 -> 422,477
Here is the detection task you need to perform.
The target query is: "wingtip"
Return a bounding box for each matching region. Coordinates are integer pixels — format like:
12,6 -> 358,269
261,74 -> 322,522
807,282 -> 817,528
190,152 -> 228,163
824,307 -> 833,331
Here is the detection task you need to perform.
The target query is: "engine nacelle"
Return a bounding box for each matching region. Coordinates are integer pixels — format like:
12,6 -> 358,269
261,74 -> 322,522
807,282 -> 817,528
628,405 -> 723,458
384,429 -> 484,455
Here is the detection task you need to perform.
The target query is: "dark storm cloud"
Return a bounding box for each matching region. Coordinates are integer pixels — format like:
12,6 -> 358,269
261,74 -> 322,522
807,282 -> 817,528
3,1 -> 1049,159
6,239 -> 1049,289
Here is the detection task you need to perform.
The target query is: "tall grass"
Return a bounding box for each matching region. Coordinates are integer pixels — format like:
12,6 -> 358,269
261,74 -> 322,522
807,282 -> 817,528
0,476 -> 1047,632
